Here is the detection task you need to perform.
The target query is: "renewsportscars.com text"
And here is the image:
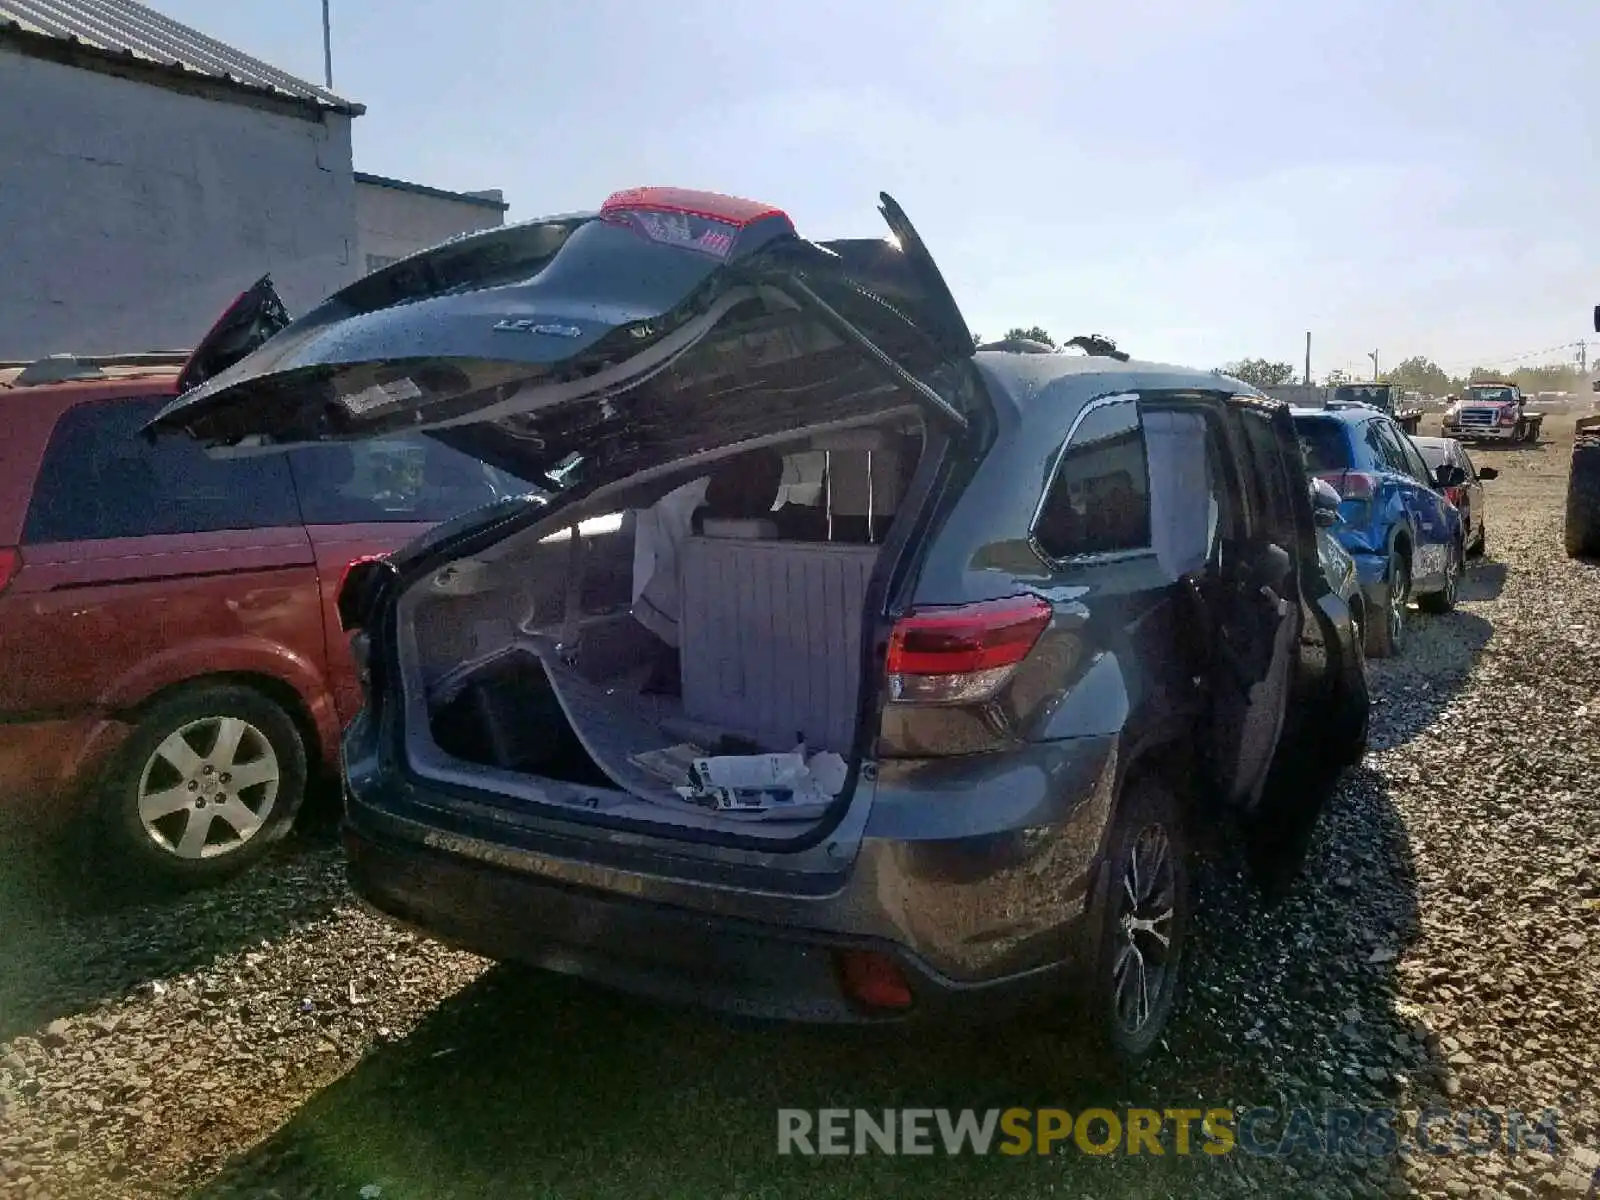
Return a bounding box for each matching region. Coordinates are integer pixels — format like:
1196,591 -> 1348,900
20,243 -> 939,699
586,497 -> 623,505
776,1107 -> 1564,1159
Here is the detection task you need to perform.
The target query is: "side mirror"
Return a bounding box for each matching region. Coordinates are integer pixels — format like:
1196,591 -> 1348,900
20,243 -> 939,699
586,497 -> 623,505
1310,477 -> 1344,527
1434,464 -> 1467,489
1477,466 -> 1498,481
1593,304 -> 1599,334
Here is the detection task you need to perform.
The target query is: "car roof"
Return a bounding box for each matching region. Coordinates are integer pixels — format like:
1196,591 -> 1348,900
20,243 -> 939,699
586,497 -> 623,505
974,351 -> 1255,413
1290,405 -> 1380,423
0,368 -> 180,402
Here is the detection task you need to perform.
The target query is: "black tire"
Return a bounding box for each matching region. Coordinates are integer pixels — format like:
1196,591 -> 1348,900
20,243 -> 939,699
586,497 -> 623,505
1081,775 -> 1189,1064
1417,539 -> 1462,614
1363,548 -> 1409,658
1564,439 -> 1600,558
98,684 -> 308,889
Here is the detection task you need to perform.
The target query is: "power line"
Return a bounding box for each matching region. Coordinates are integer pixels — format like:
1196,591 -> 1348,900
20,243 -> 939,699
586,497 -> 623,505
1436,339 -> 1595,375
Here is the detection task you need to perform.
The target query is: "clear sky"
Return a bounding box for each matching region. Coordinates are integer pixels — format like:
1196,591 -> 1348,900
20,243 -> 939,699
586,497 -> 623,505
157,0 -> 1599,379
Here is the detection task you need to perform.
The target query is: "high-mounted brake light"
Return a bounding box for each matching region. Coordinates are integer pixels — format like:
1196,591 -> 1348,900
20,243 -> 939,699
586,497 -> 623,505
886,595 -> 1052,705
599,187 -> 795,260
0,546 -> 20,595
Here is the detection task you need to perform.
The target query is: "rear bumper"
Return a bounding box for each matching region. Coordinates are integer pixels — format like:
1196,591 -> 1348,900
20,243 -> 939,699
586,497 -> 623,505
0,714 -> 131,835
344,821 -> 1087,1023
339,722 -> 1118,1023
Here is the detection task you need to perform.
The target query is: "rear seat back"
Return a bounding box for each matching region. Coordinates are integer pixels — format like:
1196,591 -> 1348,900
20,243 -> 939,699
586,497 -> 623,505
677,536 -> 877,751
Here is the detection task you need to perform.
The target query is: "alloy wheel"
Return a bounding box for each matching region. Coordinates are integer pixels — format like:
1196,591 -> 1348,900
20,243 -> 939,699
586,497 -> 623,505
1388,559 -> 1409,648
1110,823 -> 1178,1036
136,716 -> 282,859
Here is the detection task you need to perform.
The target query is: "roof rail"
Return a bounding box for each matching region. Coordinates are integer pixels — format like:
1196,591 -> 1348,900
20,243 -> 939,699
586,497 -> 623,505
1,351 -> 191,387
976,337 -> 1057,355
1062,334 -> 1129,362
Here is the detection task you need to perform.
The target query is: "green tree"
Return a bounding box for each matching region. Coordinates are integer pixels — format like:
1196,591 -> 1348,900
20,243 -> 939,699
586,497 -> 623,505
1004,326 -> 1056,347
1384,356 -> 1453,396
1222,358 -> 1298,388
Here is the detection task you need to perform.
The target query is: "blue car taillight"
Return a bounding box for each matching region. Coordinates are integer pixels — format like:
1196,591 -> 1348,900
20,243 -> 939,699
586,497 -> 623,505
1318,470 -> 1379,528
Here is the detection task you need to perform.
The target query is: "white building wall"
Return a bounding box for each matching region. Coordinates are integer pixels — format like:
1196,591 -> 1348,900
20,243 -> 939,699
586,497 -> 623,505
355,182 -> 506,274
0,48 -> 357,358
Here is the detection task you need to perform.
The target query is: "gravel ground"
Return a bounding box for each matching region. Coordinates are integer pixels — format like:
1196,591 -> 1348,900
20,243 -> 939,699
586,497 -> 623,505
1,419 -> 1597,1199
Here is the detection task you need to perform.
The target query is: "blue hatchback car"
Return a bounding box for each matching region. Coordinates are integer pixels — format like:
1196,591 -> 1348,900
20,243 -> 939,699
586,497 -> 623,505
1292,407 -> 1465,657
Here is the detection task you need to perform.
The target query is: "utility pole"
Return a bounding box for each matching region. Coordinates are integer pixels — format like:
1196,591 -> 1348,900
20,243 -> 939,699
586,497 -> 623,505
1305,331 -> 1312,385
322,0 -> 333,89
1368,350 -> 1380,381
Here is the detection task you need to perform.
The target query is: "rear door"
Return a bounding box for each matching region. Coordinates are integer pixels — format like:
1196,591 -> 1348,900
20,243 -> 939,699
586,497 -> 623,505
0,395 -> 321,723
1215,400 -> 1305,809
1383,421 -> 1456,585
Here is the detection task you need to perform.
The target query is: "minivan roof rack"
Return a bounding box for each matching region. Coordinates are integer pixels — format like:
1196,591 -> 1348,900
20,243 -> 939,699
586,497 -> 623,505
1,351 -> 191,387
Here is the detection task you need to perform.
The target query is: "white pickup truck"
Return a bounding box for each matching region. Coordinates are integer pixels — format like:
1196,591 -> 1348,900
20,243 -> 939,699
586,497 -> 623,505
1442,381 -> 1543,443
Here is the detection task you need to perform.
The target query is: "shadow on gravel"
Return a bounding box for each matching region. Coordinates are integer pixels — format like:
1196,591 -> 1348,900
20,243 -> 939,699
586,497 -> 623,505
191,774 -> 1433,1199
0,819 -> 345,1043
1459,560 -> 1507,602
1367,608 -> 1493,753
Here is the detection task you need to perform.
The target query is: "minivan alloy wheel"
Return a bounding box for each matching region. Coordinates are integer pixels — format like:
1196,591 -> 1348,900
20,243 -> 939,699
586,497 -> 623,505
136,716 -> 281,859
1111,823 -> 1178,1035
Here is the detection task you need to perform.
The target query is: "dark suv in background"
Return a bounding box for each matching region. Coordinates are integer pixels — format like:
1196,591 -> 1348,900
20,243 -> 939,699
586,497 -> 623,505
0,289 -> 533,885
151,188 -> 1370,1059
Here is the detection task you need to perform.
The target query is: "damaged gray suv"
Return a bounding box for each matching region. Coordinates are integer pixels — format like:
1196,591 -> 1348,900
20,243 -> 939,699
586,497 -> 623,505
149,188 -> 1369,1060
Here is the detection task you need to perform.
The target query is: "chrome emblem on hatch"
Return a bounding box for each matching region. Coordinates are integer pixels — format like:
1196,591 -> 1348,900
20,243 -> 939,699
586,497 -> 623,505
493,319 -> 583,338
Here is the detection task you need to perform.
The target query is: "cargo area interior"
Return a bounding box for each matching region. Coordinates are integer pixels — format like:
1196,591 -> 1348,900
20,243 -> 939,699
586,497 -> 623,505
392,413 -> 927,834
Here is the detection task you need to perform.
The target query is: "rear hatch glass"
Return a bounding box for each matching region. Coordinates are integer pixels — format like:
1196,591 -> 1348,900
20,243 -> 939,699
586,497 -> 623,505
1293,416 -> 1353,473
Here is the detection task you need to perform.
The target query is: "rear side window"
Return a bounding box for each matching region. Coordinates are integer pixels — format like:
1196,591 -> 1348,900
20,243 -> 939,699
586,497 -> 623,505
287,436 -> 534,524
1293,417 -> 1352,473
1414,441 -> 1450,471
23,396 -> 299,543
1032,400 -> 1152,559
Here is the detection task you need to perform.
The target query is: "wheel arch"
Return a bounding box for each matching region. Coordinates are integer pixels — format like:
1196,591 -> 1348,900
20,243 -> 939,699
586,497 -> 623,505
114,671 -> 325,780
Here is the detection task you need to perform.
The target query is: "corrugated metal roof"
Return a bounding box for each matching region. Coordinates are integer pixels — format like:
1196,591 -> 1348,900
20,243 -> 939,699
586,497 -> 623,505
0,0 -> 362,114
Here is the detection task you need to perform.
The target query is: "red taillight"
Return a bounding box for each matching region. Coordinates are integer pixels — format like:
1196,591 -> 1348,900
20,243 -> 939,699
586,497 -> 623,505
835,950 -> 914,1012
599,187 -> 795,260
336,554 -> 389,633
1446,485 -> 1466,506
0,546 -> 19,595
1317,470 -> 1379,500
886,595 -> 1051,705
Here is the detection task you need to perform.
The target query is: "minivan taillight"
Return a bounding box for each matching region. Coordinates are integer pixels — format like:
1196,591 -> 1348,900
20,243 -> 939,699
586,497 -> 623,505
336,554 -> 391,634
0,546 -> 20,595
886,595 -> 1052,705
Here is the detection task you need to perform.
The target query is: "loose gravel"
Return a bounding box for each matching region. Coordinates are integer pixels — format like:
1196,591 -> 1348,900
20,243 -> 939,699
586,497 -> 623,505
1,420 -> 1597,1200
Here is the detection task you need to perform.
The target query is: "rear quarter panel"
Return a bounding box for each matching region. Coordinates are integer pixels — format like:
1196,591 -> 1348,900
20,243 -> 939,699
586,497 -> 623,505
302,522 -> 434,725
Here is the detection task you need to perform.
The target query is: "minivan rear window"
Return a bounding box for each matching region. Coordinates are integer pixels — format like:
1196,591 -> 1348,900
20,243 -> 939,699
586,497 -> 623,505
1293,417 -> 1353,474
287,436 -> 536,524
23,396 -> 300,543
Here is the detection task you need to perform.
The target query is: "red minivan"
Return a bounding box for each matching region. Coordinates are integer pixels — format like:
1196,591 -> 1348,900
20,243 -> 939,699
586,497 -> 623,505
0,281 -> 534,884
